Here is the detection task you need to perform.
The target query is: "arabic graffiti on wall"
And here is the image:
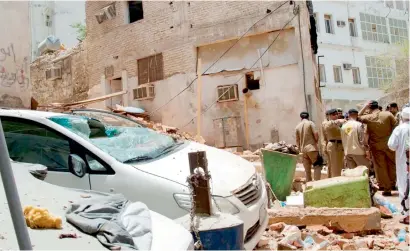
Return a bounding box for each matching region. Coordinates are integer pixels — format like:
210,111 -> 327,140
0,43 -> 29,90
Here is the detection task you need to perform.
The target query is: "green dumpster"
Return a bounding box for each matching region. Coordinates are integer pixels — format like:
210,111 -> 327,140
261,150 -> 298,201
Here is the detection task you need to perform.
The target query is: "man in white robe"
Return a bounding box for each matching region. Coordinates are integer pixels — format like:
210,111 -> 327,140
388,107 -> 410,224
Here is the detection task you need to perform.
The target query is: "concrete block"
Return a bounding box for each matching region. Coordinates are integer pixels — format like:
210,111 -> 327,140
268,207 -> 381,233
304,175 -> 371,208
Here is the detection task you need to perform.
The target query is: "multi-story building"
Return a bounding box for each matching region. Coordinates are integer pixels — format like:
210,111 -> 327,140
30,1 -> 86,60
313,0 -> 409,111
85,1 -> 321,149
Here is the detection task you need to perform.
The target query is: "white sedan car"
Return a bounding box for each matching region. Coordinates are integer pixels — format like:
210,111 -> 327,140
0,109 -> 268,250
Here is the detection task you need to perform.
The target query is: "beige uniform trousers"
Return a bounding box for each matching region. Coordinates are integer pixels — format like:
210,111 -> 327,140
302,151 -> 321,181
371,148 -> 396,192
327,141 -> 344,177
345,154 -> 371,169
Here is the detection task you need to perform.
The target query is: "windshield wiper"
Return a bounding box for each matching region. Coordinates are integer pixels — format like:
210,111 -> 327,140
123,156 -> 153,163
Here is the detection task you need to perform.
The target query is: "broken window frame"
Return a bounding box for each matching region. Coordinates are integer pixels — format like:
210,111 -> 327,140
217,85 -> 239,103
245,72 -> 260,90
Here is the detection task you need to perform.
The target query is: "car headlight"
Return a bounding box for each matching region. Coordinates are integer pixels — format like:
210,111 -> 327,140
174,194 -> 240,214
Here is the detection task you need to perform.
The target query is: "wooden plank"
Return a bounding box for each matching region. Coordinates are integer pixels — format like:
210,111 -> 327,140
43,91 -> 127,108
188,151 -> 211,216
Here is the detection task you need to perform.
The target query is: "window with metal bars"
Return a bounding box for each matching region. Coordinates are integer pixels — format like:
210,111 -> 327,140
137,54 -> 164,85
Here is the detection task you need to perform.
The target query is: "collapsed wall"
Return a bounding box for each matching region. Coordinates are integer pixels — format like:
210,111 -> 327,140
377,87 -> 409,109
30,42 -> 89,105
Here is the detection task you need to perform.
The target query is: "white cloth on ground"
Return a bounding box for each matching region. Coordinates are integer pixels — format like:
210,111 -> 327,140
388,120 -> 410,215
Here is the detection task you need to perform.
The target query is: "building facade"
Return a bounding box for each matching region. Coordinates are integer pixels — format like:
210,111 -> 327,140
0,1 -> 31,108
313,0 -> 409,111
85,1 -> 320,149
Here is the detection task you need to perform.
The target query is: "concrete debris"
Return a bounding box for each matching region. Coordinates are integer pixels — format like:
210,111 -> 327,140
234,141 -> 299,162
342,242 -> 357,250
257,220 -> 408,251
125,116 -> 206,144
306,225 -> 333,236
264,141 -> 299,155
268,207 -> 381,233
340,233 -> 354,239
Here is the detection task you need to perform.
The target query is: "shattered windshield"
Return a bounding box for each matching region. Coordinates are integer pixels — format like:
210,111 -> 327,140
49,115 -> 178,163
71,110 -> 144,128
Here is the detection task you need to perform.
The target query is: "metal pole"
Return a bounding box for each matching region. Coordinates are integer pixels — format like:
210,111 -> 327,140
0,119 -> 32,250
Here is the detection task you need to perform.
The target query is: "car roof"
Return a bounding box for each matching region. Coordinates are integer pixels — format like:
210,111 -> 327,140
0,109 -> 65,119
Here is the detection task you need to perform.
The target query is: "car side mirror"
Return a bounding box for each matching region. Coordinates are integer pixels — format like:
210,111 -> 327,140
68,154 -> 87,178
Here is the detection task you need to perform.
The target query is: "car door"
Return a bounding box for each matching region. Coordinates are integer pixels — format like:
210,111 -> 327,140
1,116 -> 91,190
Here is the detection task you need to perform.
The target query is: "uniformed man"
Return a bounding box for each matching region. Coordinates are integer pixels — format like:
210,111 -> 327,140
295,112 -> 321,181
340,109 -> 371,169
322,110 -> 332,178
358,100 -> 397,196
389,103 -> 401,125
323,109 -> 345,177
337,108 -> 344,119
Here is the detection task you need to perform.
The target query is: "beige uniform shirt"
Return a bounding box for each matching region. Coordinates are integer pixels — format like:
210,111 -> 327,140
341,120 -> 366,155
359,110 -> 397,150
295,119 -> 318,153
323,119 -> 344,142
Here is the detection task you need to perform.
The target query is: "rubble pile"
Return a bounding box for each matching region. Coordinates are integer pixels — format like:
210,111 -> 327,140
264,141 -> 299,155
257,222 -> 409,251
235,141 -> 299,162
125,116 -> 206,144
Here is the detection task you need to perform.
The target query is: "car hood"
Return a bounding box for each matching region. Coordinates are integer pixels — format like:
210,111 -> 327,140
131,141 -> 256,197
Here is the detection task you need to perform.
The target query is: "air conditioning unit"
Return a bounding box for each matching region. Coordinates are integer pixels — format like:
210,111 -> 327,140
45,67 -> 62,80
95,4 -> 116,24
343,63 -> 352,70
337,20 -> 346,27
133,85 -> 155,100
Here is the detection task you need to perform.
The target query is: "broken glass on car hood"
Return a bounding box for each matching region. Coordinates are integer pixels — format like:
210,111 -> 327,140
49,116 -> 178,163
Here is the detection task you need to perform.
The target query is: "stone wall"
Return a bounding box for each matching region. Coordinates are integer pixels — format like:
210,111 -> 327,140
30,43 -> 88,105
377,87 -> 410,109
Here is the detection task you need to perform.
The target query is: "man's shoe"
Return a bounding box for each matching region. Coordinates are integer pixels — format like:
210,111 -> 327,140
382,191 -> 392,196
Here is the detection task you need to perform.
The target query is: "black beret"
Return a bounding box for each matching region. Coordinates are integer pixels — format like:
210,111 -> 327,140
348,108 -> 358,114
369,100 -> 378,106
300,111 -> 309,117
328,109 -> 337,115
